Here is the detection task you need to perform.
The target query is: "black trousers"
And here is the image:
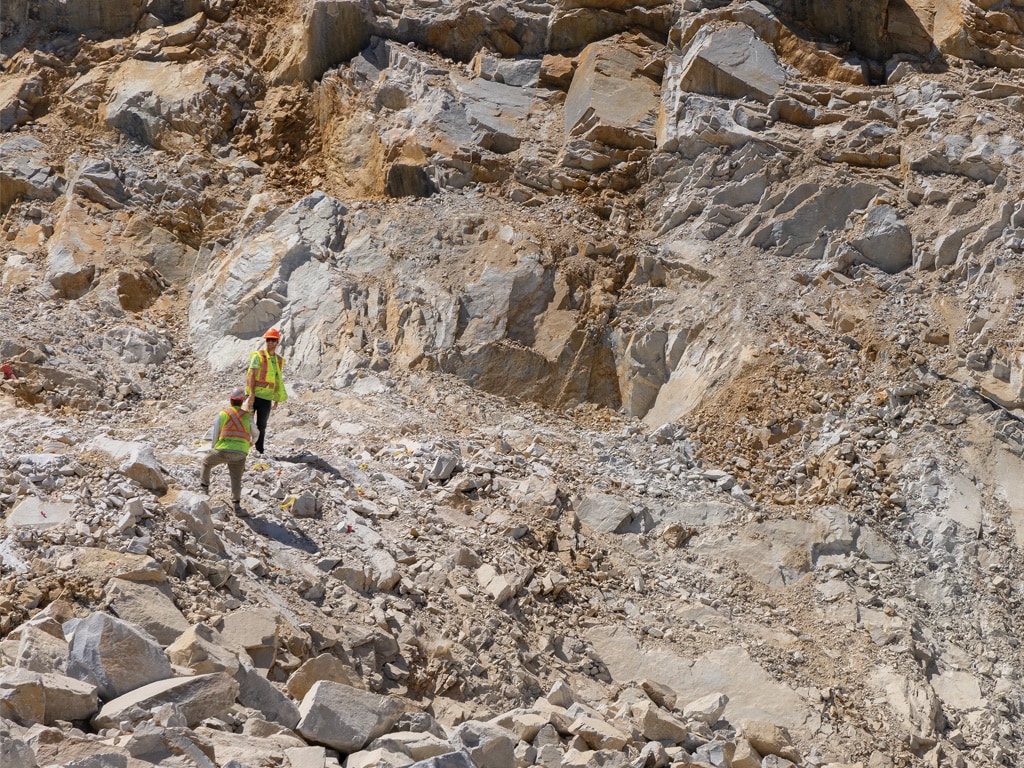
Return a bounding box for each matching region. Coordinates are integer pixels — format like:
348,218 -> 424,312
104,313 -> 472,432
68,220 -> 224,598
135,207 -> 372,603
252,396 -> 273,454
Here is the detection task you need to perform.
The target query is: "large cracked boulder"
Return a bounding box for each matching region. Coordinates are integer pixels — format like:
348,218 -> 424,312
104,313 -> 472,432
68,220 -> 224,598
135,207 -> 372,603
564,35 -> 659,150
675,23 -> 788,104
0,74 -> 45,132
66,613 -> 173,700
0,136 -> 66,211
101,58 -> 259,150
844,204 -> 914,274
296,681 -> 404,752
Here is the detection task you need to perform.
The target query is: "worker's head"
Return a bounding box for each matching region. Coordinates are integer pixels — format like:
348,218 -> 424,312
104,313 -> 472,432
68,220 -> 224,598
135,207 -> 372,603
229,387 -> 246,405
264,328 -> 281,346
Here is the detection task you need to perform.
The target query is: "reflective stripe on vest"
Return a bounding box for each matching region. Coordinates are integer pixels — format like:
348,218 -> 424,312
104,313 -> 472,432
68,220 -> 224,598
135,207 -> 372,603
215,408 -> 251,452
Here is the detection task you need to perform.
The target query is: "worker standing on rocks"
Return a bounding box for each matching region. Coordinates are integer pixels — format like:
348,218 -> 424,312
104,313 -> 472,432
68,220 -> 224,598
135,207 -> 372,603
246,327 -> 287,456
201,387 -> 258,516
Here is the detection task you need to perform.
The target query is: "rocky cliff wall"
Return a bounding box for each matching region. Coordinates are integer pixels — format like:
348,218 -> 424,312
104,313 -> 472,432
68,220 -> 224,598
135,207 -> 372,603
3,1 -> 1024,765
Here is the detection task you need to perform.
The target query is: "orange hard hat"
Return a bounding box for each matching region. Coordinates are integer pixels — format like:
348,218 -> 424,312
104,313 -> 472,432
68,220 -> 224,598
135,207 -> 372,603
264,328 -> 281,340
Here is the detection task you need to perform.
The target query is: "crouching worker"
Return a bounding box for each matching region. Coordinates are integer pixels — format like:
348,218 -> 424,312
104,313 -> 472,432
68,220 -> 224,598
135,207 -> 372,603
200,387 -> 258,516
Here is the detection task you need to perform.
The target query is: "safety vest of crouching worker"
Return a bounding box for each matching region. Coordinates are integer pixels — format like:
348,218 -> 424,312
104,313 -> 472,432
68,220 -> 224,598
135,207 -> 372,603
200,387 -> 260,514
214,406 -> 254,452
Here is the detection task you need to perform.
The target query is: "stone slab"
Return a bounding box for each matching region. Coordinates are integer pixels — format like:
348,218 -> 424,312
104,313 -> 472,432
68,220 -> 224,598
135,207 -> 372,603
6,498 -> 74,530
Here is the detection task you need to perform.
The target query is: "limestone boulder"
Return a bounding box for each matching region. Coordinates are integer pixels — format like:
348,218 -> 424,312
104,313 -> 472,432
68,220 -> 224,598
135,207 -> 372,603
40,673 -> 101,724
369,548 -> 401,591
234,660 -> 301,729
736,720 -> 801,763
121,444 -> 169,495
1,667 -> 97,729
682,692 -> 728,724
46,239 -> 97,300
405,753 -> 475,768
629,700 -> 688,744
366,731 -> 453,762
168,495 -> 223,553
488,709 -> 568,743
286,652 -> 360,700
92,672 -> 240,729
449,720 -> 517,768
185,727 -> 309,767
0,667 -> 45,725
476,563 -> 514,603
567,715 -> 628,751
575,493 -> 633,534
105,578 -> 189,647
6,498 -> 75,530
844,204 -> 914,274
219,607 -> 284,669
66,612 -> 173,700
0,74 -> 45,131
0,727 -> 38,768
285,746 -> 329,768
0,136 -> 66,211
675,23 -> 788,104
71,548 -> 167,584
296,680 -> 404,753
564,35 -> 659,150
101,58 -> 258,151
86,438 -> 168,493
166,624 -> 240,676
7,624 -> 69,674
345,746 -> 416,768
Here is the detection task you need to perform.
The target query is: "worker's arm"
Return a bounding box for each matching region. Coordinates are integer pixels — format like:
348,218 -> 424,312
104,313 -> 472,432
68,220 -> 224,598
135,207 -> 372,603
246,361 -> 257,408
209,414 -> 222,446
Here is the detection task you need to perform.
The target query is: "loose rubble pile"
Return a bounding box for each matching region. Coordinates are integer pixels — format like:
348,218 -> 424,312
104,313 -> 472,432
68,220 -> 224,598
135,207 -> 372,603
2,360 -> 1020,767
3,0 -> 1024,767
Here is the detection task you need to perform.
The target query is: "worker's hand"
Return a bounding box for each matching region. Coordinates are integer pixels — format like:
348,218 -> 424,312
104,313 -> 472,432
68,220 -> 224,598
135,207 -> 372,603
271,401 -> 278,411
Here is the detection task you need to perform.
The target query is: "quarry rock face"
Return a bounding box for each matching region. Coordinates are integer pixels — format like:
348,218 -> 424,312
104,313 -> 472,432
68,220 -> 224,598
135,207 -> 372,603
2,1 -> 1024,767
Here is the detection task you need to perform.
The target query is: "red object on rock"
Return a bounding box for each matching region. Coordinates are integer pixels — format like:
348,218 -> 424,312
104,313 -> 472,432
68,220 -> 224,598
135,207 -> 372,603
1,364 -> 16,380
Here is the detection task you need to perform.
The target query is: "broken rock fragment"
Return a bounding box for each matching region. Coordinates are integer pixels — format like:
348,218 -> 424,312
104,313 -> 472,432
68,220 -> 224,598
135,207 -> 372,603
66,612 -> 173,700
296,680 -> 404,753
92,672 -> 239,729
